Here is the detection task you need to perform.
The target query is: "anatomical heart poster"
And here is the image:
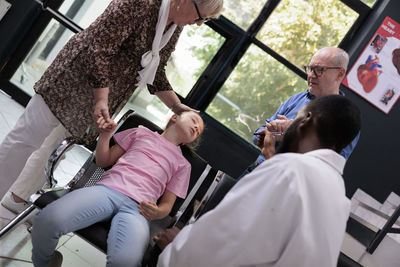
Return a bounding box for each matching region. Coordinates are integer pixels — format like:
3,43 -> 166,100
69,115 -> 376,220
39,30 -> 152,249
343,16 -> 400,114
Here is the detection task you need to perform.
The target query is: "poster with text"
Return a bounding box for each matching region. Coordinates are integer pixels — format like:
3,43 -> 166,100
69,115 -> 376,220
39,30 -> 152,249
343,16 -> 400,114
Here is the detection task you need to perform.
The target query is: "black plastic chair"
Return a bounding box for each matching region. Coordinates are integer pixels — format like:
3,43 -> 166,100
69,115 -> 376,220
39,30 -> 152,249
0,110 -> 217,257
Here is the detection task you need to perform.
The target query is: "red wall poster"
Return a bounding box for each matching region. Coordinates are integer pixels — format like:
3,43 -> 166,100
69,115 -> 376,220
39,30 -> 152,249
343,16 -> 400,114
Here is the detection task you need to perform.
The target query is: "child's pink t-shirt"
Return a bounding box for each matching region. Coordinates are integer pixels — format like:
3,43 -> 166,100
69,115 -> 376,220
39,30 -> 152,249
97,126 -> 191,203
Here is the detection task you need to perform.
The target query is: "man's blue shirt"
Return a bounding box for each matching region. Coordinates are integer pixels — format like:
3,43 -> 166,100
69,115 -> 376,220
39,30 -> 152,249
253,91 -> 360,164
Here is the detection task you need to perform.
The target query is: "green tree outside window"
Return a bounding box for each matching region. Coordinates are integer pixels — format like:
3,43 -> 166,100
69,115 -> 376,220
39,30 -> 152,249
204,0 -> 361,143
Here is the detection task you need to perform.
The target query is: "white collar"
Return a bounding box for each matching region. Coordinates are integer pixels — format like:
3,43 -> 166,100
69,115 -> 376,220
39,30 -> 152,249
304,149 -> 346,175
136,0 -> 177,89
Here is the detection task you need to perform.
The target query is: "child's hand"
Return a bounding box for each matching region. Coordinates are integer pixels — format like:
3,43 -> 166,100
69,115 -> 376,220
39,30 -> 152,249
97,118 -> 117,134
139,201 -> 161,221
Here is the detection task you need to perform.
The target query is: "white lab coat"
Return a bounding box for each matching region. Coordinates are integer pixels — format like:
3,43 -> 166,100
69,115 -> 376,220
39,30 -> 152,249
158,149 -> 350,267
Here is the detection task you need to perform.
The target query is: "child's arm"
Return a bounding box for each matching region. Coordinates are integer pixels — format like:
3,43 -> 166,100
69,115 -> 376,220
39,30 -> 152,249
139,190 -> 177,221
95,119 -> 125,168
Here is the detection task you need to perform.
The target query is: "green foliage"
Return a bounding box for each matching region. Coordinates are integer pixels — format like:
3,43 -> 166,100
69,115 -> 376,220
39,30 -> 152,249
361,0 -> 377,7
257,0 -> 359,69
186,26 -> 225,77
187,0 -> 360,143
221,0 -> 266,29
208,45 -> 306,139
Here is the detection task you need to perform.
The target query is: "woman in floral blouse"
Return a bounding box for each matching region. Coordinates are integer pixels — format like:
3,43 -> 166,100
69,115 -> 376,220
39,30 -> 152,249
0,0 -> 223,209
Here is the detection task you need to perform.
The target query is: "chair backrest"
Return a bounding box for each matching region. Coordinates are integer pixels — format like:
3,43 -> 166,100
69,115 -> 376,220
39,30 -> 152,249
196,173 -> 237,218
68,110 -> 161,189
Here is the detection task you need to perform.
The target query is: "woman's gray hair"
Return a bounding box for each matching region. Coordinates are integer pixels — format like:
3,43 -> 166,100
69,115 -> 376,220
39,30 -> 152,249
194,0 -> 223,18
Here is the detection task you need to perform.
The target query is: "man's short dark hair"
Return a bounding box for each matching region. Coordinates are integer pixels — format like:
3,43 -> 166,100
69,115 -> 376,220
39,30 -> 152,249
305,95 -> 361,153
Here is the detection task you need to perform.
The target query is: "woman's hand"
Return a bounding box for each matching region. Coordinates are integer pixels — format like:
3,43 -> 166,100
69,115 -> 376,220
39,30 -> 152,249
171,102 -> 199,115
93,87 -> 110,128
154,90 -> 199,114
139,201 -> 162,220
93,100 -> 110,126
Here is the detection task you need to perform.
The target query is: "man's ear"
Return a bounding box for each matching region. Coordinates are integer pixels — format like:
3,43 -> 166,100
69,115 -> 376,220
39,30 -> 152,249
298,111 -> 313,130
337,68 -> 346,81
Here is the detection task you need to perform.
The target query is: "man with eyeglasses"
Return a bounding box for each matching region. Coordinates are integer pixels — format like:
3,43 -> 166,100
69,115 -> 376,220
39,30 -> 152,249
242,47 -> 360,177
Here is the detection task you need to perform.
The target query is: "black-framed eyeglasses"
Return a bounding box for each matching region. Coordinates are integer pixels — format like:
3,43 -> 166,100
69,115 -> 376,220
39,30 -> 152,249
303,65 -> 342,77
193,2 -> 211,23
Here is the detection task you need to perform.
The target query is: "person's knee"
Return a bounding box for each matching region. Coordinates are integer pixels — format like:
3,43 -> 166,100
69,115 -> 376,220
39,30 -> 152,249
107,234 -> 148,267
32,208 -> 68,238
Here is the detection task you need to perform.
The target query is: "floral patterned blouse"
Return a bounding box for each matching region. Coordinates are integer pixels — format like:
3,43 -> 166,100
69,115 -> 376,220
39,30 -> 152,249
34,0 -> 182,145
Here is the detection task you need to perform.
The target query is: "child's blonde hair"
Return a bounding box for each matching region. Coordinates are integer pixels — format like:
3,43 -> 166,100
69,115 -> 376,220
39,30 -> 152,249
166,111 -> 204,151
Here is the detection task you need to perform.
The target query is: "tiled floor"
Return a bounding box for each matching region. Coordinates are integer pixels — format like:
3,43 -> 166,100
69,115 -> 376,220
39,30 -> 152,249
343,189 -> 400,267
0,90 -> 106,266
0,207 -> 106,266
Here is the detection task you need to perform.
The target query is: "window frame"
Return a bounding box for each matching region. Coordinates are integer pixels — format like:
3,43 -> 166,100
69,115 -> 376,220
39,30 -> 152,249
0,0 -> 378,120
187,0 -> 376,111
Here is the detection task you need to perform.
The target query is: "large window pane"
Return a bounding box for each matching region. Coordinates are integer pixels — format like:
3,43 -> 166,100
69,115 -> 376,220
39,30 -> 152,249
11,20 -> 74,96
257,0 -> 358,69
222,0 -> 266,30
58,0 -> 110,28
166,25 -> 225,98
10,0 -> 112,96
206,44 -> 307,143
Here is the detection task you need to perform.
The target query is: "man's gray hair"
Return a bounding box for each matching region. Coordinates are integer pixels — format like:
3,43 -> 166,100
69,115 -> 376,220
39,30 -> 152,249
332,48 -> 349,71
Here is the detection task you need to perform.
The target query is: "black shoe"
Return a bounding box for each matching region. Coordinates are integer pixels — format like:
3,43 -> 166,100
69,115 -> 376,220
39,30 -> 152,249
48,250 -> 63,267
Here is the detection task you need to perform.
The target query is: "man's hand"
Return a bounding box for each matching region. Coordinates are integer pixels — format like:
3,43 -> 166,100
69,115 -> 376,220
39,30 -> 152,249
261,131 -> 276,160
139,202 -> 162,221
265,115 -> 291,132
255,129 -> 266,148
265,115 -> 292,141
153,226 -> 181,251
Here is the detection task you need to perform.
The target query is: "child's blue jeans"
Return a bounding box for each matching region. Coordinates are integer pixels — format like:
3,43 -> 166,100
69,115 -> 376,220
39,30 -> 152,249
31,184 -> 150,267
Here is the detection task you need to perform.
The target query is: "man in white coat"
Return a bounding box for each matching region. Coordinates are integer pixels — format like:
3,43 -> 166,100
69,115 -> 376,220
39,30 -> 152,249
156,94 -> 361,267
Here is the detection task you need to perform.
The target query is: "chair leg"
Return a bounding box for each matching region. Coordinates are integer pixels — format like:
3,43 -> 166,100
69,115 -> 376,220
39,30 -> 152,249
366,205 -> 400,254
0,204 -> 36,238
141,245 -> 161,267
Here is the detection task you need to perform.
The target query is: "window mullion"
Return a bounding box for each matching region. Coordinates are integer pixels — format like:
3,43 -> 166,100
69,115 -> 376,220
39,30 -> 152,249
247,0 -> 282,38
252,38 -> 307,81
34,0 -> 83,33
340,0 -> 371,14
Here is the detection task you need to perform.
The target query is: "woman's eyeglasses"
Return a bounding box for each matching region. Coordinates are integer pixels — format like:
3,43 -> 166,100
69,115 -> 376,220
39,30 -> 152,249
303,65 -> 341,77
193,2 -> 211,23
